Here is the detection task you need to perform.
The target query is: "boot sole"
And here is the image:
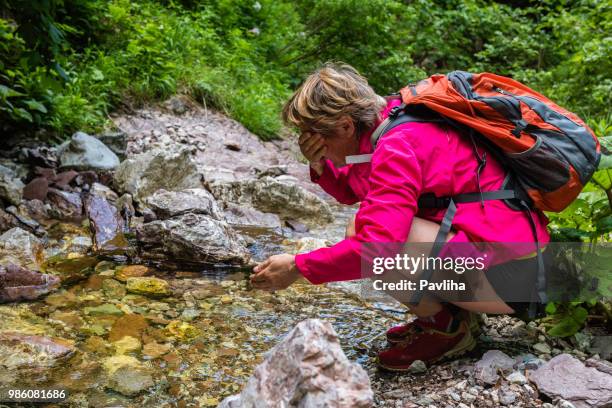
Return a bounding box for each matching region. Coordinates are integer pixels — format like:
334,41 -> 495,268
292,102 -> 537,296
377,322 -> 477,372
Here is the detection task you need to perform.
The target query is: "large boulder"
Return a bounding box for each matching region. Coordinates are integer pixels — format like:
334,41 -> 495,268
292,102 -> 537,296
0,164 -> 24,205
530,354 -> 612,408
218,319 -> 373,408
144,188 -> 223,220
223,202 -> 282,229
0,228 -> 44,269
58,131 -> 120,171
209,176 -> 333,226
136,213 -> 250,267
114,145 -> 201,202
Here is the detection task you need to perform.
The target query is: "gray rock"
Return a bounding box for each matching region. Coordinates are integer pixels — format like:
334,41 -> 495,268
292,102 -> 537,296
0,207 -> 18,233
95,130 -> 128,160
0,228 -> 43,269
530,353 -> 612,408
209,176 -> 333,226
507,371 -> 528,384
114,145 -> 201,202
136,213 -> 250,267
0,164 -> 24,205
556,399 -> 577,408
474,350 -> 515,385
145,188 -> 223,220
218,319 -> 373,408
223,202 -> 282,229
58,131 -> 120,170
408,359 -> 427,374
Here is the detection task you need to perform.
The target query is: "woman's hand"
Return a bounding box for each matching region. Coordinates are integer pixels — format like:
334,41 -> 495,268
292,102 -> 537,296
298,132 -> 326,175
250,254 -> 301,291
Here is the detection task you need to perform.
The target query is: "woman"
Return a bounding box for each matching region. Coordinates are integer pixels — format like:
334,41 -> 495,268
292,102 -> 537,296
250,63 -> 550,371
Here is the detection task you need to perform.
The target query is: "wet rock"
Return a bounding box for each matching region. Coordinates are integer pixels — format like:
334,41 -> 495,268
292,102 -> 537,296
0,332 -> 74,370
0,164 -> 24,205
144,188 -> 223,220
473,350 -> 515,385
294,237 -> 331,254
17,199 -> 50,225
103,355 -> 154,396
84,193 -> 128,252
4,205 -> 45,236
47,188 -> 83,221
113,335 -> 141,354
218,319 -> 373,408
209,176 -> 333,226
530,353 -> 612,408
136,213 -> 250,266
114,145 -> 201,202
0,264 -> 60,303
58,131 -> 120,171
0,227 -> 44,269
84,303 -> 124,316
165,320 -> 201,342
126,277 -> 170,297
142,341 -> 172,359
108,314 -> 149,342
102,278 -> 126,299
115,265 -> 152,282
223,202 -> 282,229
95,130 -> 128,160
23,177 -> 49,201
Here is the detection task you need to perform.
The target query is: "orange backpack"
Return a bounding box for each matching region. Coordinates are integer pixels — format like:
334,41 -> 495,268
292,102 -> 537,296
364,71 -> 601,310
371,71 -> 601,212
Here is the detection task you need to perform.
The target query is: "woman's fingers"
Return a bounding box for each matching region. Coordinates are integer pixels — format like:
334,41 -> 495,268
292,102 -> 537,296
253,258 -> 272,273
311,145 -> 327,162
302,134 -> 324,153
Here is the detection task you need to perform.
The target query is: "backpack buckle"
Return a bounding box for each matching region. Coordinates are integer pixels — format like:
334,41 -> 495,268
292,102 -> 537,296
388,106 -> 402,119
418,193 -> 451,209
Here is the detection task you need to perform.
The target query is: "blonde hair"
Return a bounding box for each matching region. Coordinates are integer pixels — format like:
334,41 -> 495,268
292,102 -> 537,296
282,62 -> 386,137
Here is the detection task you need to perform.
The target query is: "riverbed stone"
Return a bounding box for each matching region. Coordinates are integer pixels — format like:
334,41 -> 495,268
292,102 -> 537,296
209,176 -> 333,226
114,145 -> 201,202
102,278 -> 126,298
218,318 -> 373,408
0,227 -> 44,269
115,265 -> 152,282
530,353 -> 612,408
113,335 -> 142,354
0,332 -> 75,370
58,131 -> 120,170
126,277 -> 170,297
103,355 -> 154,396
0,164 -> 24,205
108,314 -> 149,342
84,303 -> 124,316
0,264 -> 61,303
144,188 -> 223,220
136,213 -> 250,266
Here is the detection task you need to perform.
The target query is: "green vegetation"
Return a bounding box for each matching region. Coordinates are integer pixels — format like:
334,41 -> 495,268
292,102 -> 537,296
1,0 -> 610,140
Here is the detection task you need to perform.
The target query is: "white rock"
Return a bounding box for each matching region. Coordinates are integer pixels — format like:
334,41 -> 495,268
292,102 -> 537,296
218,319 -> 373,407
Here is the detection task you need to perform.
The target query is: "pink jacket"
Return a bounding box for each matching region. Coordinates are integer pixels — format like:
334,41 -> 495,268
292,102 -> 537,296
294,98 -> 550,285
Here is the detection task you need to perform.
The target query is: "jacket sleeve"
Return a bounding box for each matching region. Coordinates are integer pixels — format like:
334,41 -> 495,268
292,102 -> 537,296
310,159 -> 360,205
296,132 -> 423,284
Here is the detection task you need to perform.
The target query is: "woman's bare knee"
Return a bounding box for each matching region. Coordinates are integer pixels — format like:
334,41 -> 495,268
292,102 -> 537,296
345,214 -> 356,238
407,217 -> 456,243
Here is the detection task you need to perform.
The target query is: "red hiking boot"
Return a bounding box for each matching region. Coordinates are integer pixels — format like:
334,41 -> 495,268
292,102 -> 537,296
386,310 -> 481,344
377,320 -> 476,371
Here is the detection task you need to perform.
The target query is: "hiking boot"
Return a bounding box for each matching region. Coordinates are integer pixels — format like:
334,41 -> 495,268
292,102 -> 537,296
377,320 -> 476,371
386,310 -> 481,344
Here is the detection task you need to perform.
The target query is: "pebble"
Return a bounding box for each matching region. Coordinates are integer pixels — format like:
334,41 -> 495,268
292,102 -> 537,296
408,360 -> 427,374
499,388 -> 517,406
506,371 -> 527,384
